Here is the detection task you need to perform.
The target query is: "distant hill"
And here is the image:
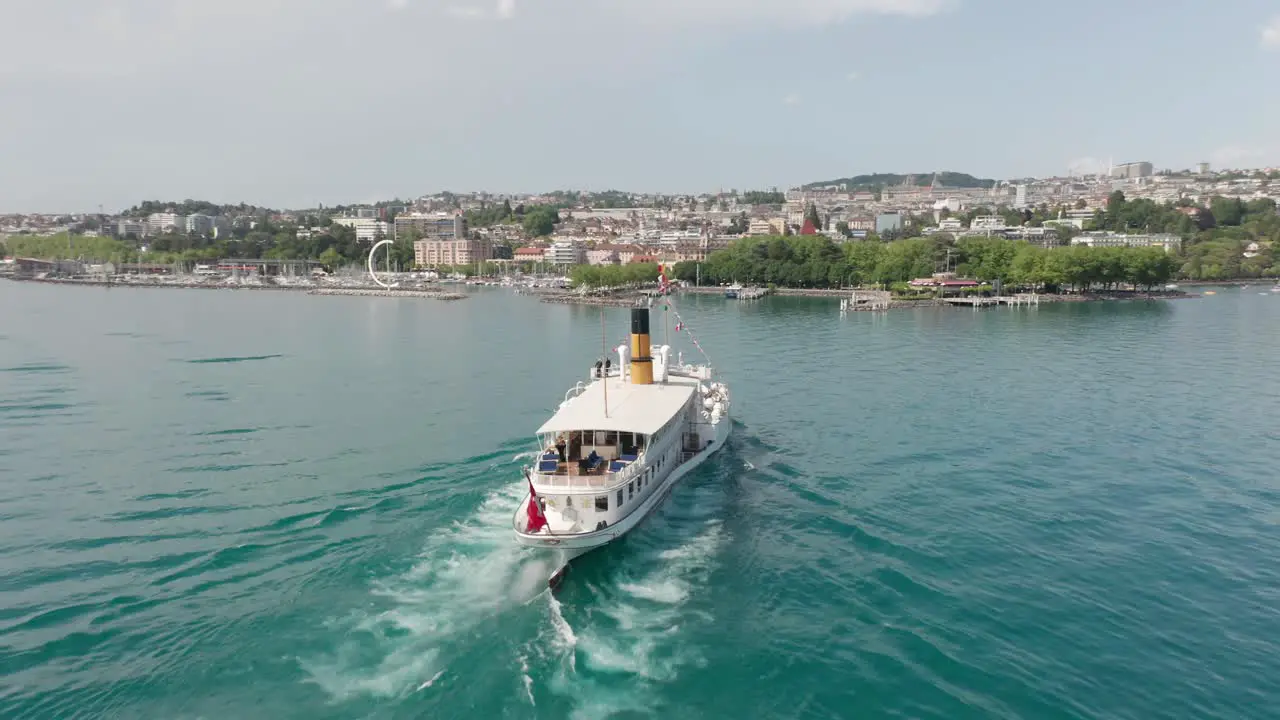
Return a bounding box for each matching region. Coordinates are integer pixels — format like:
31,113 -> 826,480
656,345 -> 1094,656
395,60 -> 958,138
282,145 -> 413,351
802,172 -> 996,190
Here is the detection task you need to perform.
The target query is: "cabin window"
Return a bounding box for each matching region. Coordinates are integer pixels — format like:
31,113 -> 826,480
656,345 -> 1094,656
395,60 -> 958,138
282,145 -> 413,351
628,481 -> 634,499
617,489 -> 624,507
595,495 -> 608,511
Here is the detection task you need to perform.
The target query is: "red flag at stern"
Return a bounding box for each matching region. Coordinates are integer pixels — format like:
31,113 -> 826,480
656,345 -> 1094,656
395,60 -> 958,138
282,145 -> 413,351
525,472 -> 547,534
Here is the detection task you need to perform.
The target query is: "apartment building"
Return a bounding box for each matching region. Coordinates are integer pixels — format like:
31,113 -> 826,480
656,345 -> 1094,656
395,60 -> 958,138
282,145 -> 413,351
115,220 -> 146,238
1110,162 -> 1154,179
332,218 -> 391,244
185,214 -> 214,236
147,213 -> 186,234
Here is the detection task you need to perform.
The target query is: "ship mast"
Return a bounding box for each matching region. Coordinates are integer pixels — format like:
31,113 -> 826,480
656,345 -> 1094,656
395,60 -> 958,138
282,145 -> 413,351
601,306 -> 608,417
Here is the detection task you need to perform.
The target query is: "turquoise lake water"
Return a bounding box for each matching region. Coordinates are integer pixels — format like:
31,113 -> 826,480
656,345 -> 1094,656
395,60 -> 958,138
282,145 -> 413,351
2,281 -> 1279,719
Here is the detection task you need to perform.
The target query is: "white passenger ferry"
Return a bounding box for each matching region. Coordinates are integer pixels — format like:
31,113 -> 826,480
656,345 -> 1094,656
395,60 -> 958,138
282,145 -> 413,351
513,306 -> 730,569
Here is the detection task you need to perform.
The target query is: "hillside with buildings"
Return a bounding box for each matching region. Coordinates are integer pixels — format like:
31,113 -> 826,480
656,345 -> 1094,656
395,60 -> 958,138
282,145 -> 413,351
803,172 -> 997,191
3,161 -> 1280,284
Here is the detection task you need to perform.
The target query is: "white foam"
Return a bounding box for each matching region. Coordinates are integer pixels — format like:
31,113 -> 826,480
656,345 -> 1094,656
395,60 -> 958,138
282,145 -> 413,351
299,479 -> 558,701
547,517 -> 727,710
618,579 -> 688,604
547,593 -> 578,673
518,653 -> 536,706
415,669 -> 445,692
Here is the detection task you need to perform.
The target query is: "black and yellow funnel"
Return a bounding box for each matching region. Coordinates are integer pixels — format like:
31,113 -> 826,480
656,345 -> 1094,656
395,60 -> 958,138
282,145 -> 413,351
629,307 -> 653,385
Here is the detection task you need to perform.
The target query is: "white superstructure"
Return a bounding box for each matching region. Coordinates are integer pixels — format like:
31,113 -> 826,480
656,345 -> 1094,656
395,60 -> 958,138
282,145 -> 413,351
513,306 -> 731,556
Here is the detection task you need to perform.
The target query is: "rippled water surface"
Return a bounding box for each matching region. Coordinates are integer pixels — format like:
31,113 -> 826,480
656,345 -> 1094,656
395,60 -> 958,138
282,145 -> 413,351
2,281 -> 1279,719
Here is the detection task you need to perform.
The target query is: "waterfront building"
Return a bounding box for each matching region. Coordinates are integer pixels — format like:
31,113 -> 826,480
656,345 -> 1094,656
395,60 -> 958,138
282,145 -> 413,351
545,239 -> 586,266
413,237 -> 494,267
1070,231 -> 1182,253
514,246 -> 546,263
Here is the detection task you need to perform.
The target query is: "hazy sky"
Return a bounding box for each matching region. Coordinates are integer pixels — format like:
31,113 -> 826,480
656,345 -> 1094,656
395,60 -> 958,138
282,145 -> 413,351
2,0 -> 1279,212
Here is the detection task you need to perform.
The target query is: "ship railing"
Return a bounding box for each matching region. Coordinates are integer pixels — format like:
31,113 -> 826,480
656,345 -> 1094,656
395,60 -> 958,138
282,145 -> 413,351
563,382 -> 588,403
534,454 -> 645,490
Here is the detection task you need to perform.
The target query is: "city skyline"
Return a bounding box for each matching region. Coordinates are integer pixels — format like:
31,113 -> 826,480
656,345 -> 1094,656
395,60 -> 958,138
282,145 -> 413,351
3,0 -> 1280,213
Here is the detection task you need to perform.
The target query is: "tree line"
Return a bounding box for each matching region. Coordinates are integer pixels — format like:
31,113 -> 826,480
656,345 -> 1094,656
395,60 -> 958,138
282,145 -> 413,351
670,235 -> 1182,291
569,263 -> 660,288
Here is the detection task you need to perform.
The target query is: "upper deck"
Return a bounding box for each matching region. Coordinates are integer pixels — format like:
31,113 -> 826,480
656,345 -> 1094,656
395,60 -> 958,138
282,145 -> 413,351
536,373 -> 698,437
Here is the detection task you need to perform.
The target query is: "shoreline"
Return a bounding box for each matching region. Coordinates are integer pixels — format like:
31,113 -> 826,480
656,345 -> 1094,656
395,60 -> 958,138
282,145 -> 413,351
1,275 -> 1203,308
530,286 -> 1197,308
1,276 -> 468,300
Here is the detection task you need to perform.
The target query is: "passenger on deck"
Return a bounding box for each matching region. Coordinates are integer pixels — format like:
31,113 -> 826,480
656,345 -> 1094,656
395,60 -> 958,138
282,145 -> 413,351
555,435 -> 567,463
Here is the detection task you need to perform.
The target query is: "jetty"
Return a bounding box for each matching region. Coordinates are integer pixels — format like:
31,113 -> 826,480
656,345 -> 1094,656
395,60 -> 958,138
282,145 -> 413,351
841,290 -> 892,313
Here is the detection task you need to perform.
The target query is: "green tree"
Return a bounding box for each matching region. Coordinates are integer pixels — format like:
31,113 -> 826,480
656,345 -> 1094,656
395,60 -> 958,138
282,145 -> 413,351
804,203 -> 821,230
318,247 -> 343,271
740,190 -> 785,205
522,208 -> 559,237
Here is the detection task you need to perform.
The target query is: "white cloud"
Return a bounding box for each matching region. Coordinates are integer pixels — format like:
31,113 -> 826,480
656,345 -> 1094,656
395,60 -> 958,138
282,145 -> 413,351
605,0 -> 949,27
444,0 -> 516,21
1262,15 -> 1280,48
0,0 -> 953,211
445,4 -> 486,19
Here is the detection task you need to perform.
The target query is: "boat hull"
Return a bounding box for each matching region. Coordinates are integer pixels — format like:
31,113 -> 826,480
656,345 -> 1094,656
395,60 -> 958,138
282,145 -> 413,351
513,417 -> 731,553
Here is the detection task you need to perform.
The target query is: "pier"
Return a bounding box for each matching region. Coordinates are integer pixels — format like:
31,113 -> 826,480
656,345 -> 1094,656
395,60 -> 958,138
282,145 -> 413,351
841,290 -> 892,313
942,294 -> 1041,308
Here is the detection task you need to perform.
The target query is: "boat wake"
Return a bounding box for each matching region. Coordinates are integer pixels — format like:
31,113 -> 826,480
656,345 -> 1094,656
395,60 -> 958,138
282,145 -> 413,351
298,479 -> 558,701
527,476 -> 728,718
299,446 -> 734,715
